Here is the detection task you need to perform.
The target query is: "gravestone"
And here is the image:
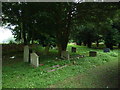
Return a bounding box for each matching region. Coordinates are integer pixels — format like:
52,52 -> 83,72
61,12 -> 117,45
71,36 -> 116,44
89,51 -> 97,57
61,51 -> 70,60
71,47 -> 76,53
103,48 -> 110,52
24,45 -> 29,62
30,52 -> 39,67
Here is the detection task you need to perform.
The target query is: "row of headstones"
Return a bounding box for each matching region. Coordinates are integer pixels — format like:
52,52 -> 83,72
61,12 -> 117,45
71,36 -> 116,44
89,48 -> 110,57
62,47 -> 111,59
24,45 -> 39,67
23,46 -> 110,67
23,45 -> 70,67
23,46 -> 74,66
71,47 -> 110,53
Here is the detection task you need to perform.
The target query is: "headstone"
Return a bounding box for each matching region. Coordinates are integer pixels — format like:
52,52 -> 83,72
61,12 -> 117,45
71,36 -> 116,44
89,51 -> 97,57
71,47 -> 76,52
61,51 -> 70,60
73,61 -> 76,65
103,48 -> 110,52
30,52 -> 39,67
24,45 -> 29,62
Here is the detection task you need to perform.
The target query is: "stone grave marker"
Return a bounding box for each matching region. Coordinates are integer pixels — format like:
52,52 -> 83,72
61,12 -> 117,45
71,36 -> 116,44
24,45 -> 29,62
30,52 -> 39,67
71,47 -> 76,53
89,51 -> 97,57
103,48 -> 110,53
61,51 -> 70,60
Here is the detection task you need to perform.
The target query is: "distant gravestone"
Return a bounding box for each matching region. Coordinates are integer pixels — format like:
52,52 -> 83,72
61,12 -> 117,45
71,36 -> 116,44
103,48 -> 110,52
71,47 -> 76,53
24,45 -> 29,62
89,51 -> 97,57
61,51 -> 70,60
30,52 -> 39,67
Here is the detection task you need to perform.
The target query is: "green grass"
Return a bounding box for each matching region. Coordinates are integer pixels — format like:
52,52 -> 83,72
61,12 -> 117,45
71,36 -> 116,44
50,60 -> 118,88
2,44 -> 119,88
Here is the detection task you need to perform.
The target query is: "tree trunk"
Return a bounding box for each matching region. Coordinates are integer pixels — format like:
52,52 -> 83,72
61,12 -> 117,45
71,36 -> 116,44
57,43 -> 62,56
20,22 -> 27,45
23,26 -> 27,45
83,41 -> 87,46
31,39 -> 34,44
20,23 -> 24,44
56,35 -> 69,56
56,28 -> 70,56
87,41 -> 92,48
118,43 -> 120,49
55,5 -> 72,56
96,40 -> 99,47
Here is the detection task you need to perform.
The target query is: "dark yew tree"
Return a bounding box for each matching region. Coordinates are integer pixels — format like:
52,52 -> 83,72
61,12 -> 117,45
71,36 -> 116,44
2,2 -> 76,55
112,10 -> 120,49
74,2 -> 120,48
2,2 -> 36,45
71,23 -> 100,48
29,3 -> 76,55
2,2 -> 120,55
53,3 -> 77,55
98,18 -> 120,49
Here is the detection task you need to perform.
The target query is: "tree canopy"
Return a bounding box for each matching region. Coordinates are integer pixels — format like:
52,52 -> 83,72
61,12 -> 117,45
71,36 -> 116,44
2,2 -> 120,55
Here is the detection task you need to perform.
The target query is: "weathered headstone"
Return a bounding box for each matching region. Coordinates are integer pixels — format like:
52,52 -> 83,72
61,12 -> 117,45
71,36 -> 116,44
61,51 -> 70,60
30,52 -> 39,67
24,45 -> 29,62
103,48 -> 110,52
71,47 -> 76,53
89,51 -> 97,57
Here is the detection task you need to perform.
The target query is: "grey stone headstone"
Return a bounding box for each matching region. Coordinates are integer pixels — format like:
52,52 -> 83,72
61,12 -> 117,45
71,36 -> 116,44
103,48 -> 110,52
71,47 -> 76,52
61,51 -> 70,60
30,52 -> 39,67
24,45 -> 29,62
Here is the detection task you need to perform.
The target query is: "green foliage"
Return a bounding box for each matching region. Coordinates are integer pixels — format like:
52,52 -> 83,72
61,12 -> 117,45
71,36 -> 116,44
99,19 -> 120,49
8,40 -> 16,44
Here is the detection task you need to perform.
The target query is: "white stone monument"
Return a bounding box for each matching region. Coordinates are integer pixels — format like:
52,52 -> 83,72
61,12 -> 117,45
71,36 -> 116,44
24,45 -> 29,62
30,52 -> 39,67
61,51 -> 70,60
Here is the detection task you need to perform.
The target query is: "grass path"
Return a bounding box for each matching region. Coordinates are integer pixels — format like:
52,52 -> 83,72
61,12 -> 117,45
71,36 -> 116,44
49,59 -> 119,88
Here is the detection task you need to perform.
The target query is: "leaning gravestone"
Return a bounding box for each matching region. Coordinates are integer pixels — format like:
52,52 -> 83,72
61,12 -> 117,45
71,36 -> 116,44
61,51 -> 70,60
30,52 -> 39,67
103,48 -> 110,53
89,51 -> 97,57
71,47 -> 76,53
24,45 -> 29,62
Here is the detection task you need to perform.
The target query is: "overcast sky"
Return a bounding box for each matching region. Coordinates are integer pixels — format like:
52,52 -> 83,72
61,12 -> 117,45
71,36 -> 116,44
0,26 -> 15,43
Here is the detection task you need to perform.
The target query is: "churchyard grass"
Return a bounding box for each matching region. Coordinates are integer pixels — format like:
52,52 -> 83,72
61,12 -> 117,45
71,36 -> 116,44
2,44 -> 119,88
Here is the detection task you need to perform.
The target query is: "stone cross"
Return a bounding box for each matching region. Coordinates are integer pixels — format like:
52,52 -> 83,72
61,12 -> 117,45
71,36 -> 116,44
24,45 -> 29,62
71,47 -> 76,52
61,51 -> 70,60
30,52 -> 39,67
